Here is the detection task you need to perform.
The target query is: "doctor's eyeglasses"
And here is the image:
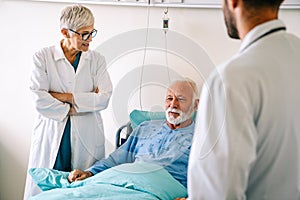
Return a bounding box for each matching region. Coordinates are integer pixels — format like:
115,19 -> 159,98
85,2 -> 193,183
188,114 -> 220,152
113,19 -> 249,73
69,29 -> 97,41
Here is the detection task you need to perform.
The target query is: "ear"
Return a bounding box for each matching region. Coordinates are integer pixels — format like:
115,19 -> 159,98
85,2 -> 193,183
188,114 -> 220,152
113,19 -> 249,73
61,28 -> 69,38
193,99 -> 199,111
226,0 -> 239,10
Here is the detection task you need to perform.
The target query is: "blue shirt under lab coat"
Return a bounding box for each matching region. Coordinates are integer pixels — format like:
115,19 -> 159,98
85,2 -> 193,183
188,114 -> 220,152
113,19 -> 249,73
87,120 -> 195,187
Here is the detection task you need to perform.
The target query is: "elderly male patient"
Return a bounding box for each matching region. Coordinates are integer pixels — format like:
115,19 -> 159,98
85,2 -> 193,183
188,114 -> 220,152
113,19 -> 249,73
68,79 -> 199,188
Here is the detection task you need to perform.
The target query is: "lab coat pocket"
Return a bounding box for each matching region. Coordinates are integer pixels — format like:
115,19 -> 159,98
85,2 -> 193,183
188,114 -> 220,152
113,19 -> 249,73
32,117 -> 44,146
71,113 -> 105,163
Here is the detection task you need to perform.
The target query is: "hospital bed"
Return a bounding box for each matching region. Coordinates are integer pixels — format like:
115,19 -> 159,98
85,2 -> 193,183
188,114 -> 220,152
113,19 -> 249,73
29,162 -> 186,200
29,110 -> 187,200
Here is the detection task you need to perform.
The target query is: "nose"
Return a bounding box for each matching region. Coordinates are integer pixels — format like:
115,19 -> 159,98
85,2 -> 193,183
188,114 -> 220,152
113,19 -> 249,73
170,98 -> 178,108
86,34 -> 93,42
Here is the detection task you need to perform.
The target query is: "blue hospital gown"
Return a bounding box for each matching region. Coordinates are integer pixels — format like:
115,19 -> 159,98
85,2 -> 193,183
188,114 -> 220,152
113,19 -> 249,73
87,120 -> 194,187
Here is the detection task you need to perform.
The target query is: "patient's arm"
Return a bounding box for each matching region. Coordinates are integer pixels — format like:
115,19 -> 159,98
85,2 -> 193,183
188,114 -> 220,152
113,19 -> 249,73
68,169 -> 93,183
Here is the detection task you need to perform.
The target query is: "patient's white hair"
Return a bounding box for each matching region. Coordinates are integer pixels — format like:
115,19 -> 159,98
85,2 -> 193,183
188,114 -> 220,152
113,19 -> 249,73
186,78 -> 200,101
171,78 -> 200,101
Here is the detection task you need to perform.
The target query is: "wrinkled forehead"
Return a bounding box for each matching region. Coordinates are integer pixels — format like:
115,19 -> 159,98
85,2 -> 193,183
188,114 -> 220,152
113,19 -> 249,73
166,82 -> 194,98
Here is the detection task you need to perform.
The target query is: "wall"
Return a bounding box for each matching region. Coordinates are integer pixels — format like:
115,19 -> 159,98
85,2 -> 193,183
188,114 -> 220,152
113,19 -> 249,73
0,1 -> 299,199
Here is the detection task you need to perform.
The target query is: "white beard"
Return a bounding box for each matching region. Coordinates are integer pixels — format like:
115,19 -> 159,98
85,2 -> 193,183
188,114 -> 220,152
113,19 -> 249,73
165,106 -> 194,125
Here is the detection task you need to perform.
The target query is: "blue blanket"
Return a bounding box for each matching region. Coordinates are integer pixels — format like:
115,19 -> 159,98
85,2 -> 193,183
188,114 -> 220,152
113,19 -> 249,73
29,162 -> 187,200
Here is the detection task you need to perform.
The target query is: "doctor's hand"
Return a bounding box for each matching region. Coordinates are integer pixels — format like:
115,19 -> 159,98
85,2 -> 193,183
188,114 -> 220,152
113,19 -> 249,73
68,169 -> 93,183
68,106 -> 77,116
50,91 -> 74,104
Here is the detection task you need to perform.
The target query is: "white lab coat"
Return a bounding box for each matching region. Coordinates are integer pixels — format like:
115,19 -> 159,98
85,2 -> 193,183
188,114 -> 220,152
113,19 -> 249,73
24,43 -> 112,199
188,20 -> 300,199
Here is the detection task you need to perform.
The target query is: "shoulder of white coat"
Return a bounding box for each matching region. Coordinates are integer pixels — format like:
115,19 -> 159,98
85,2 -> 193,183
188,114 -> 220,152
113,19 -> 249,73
84,50 -> 107,68
33,45 -> 55,57
31,45 -> 57,67
87,49 -> 105,61
213,52 -> 260,86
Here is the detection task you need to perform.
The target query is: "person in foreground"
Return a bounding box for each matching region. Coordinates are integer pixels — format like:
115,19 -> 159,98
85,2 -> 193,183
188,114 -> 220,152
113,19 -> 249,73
186,0 -> 300,199
68,79 -> 199,189
24,4 -> 112,199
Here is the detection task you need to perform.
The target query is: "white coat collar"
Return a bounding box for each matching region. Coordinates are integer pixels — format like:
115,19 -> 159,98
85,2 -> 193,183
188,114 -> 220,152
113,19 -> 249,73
53,42 -> 92,62
239,19 -> 286,53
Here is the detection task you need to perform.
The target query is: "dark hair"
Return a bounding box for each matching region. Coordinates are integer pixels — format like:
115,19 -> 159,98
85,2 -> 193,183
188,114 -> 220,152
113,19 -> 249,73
242,0 -> 283,9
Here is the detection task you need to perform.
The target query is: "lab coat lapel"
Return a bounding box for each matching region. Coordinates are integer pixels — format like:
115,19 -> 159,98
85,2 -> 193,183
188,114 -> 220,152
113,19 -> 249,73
75,51 -> 91,75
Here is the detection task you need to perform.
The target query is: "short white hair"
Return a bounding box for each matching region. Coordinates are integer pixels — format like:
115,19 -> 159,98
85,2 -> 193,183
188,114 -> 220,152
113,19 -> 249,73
60,4 -> 94,30
170,78 -> 200,100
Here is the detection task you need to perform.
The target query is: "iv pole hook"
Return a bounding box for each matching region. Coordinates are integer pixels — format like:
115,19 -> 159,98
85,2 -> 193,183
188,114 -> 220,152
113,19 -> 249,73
164,7 -> 168,15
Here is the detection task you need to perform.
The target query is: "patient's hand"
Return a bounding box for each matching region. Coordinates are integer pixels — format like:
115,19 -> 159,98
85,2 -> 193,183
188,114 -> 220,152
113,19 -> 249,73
68,169 -> 93,182
94,87 -> 99,93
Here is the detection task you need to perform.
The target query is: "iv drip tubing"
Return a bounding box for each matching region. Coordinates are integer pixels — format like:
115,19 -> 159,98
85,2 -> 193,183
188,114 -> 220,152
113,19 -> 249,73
139,5 -> 150,110
163,7 -> 170,85
164,31 -> 171,85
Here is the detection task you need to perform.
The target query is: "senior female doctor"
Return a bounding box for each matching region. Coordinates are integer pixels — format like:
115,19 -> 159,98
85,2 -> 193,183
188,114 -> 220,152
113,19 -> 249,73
24,5 -> 112,199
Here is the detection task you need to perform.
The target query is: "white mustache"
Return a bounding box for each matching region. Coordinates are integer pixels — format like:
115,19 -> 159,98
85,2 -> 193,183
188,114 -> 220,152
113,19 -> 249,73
165,106 -> 194,125
166,108 -> 182,115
